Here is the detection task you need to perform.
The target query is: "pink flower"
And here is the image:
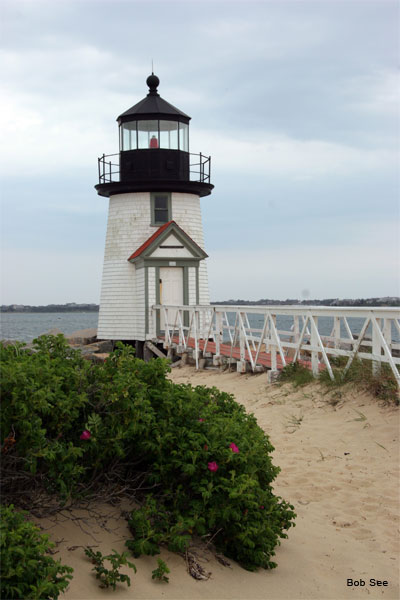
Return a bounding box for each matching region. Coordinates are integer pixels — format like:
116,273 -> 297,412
260,505 -> 264,509
80,430 -> 91,440
198,418 -> 205,422
207,461 -> 219,472
229,443 -> 239,453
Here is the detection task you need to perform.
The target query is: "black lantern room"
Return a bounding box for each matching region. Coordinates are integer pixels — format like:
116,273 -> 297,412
95,74 -> 213,198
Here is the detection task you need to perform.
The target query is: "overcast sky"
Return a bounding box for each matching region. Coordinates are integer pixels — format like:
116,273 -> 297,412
1,0 -> 399,304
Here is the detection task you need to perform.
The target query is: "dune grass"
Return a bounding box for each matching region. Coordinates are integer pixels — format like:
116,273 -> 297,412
279,358 -> 399,404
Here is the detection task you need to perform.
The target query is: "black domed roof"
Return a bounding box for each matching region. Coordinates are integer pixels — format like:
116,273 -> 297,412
117,74 -> 190,124
146,73 -> 160,92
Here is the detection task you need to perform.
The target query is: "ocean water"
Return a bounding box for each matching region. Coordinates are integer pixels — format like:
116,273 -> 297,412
1,310 -> 398,344
226,312 -> 400,344
0,312 -> 99,342
228,313 -> 366,339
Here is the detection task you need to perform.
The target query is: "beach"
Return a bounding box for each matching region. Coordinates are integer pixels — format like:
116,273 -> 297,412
35,366 -> 399,600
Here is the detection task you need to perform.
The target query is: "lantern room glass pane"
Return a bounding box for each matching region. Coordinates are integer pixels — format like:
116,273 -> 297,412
179,123 -> 189,152
159,120 -> 179,150
121,121 -> 137,150
138,120 -> 159,149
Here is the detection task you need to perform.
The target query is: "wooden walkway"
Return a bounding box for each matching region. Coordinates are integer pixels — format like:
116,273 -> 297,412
160,335 -> 312,371
153,304 -> 400,384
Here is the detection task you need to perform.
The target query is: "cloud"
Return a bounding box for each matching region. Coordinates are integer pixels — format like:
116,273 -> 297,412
0,248 -> 102,304
0,42 -> 145,176
192,129 -> 397,179
1,0 -> 398,305
208,238 -> 400,301
2,82 -> 393,180
344,69 -> 400,116
0,86 -> 118,176
198,11 -> 329,61
0,44 -> 133,93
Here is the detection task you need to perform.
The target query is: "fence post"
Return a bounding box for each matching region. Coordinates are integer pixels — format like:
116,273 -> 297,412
193,310 -> 199,369
371,316 -> 382,376
271,314 -> 277,371
265,312 -> 271,354
152,307 -> 157,339
178,309 -> 184,348
383,318 -> 392,355
237,313 -> 247,373
293,315 -> 300,345
310,315 -> 319,376
215,311 -> 222,357
197,308 -> 202,340
333,316 -> 341,349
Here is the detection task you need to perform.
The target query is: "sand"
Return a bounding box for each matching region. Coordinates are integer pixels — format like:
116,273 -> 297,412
35,366 -> 399,600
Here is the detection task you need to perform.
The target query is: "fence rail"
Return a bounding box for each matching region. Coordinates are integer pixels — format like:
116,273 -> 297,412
150,304 -> 400,386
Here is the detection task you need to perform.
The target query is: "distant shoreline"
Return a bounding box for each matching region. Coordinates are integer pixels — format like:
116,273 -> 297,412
212,297 -> 400,308
1,305 -> 99,313
2,296 -> 399,313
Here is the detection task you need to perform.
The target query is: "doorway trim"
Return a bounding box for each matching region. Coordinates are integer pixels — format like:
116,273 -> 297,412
154,265 -> 190,334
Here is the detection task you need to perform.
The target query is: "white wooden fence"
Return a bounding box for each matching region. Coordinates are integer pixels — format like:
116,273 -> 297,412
150,304 -> 400,387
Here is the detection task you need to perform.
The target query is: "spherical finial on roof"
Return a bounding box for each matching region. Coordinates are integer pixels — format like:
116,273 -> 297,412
146,73 -> 160,95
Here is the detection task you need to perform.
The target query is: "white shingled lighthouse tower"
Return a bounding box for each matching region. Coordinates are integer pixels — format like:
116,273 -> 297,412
95,73 -> 213,353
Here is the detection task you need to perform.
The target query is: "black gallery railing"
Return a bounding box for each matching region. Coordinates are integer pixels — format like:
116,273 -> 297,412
98,152 -> 211,185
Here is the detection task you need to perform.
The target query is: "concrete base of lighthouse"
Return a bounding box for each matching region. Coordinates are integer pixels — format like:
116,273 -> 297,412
97,191 -> 210,342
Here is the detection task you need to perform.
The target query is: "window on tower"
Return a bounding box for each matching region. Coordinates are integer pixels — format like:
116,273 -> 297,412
120,120 -> 189,152
159,121 -> 178,150
138,120 -> 159,149
151,193 -> 171,226
179,123 -> 189,152
121,121 -> 138,150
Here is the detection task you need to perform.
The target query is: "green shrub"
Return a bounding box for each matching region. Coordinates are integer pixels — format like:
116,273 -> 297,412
152,558 -> 170,582
0,504 -> 73,600
0,337 -> 161,498
1,336 -> 93,497
84,548 -> 136,590
125,380 -> 296,570
0,336 -> 296,572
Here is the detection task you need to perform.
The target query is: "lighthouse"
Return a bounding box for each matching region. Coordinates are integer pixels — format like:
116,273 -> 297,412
95,73 -> 213,352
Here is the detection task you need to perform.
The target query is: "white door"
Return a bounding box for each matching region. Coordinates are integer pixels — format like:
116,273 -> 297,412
160,267 -> 183,330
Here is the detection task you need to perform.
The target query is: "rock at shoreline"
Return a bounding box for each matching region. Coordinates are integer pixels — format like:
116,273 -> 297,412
66,328 -> 98,346
65,329 -> 113,363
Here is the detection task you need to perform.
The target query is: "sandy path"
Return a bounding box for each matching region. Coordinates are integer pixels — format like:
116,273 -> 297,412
36,366 -> 399,600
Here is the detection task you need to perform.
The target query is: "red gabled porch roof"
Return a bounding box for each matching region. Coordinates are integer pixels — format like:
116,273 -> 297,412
128,221 -> 173,261
127,220 -> 208,261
